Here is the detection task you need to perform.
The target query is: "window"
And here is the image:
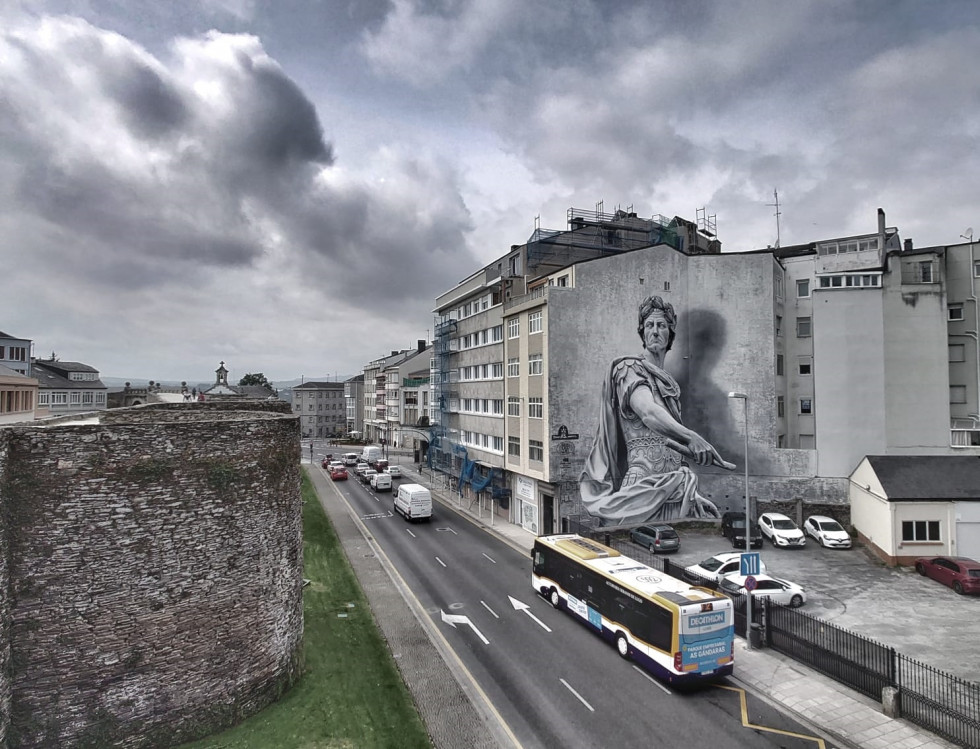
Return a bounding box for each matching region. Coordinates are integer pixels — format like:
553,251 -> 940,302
508,436 -> 520,457
800,398 -> 812,414
776,355 -> 784,376
796,317 -> 811,337
492,436 -> 503,452
556,275 -> 569,287
528,397 -> 543,419
777,396 -> 785,418
950,344 -> 966,363
774,273 -> 783,299
70,392 -> 81,405
902,520 -> 940,542
51,392 -> 67,405
796,279 -> 810,298
974,260 -> 980,278
775,316 -> 782,336
508,318 -> 520,338
529,310 -> 543,334
507,357 -> 519,377
949,305 -> 965,321
951,385 -> 967,404
919,261 -> 933,283
528,353 -> 543,376
38,391 -> 50,406
798,357 -> 812,376
492,325 -> 503,342
508,396 -> 520,416
492,362 -> 503,378
529,439 -> 544,462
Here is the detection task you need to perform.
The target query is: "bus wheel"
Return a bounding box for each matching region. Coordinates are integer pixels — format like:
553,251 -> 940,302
616,633 -> 629,659
549,588 -> 560,608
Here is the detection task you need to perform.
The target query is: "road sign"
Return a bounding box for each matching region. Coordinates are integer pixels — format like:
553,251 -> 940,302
740,552 -> 762,576
744,575 -> 758,592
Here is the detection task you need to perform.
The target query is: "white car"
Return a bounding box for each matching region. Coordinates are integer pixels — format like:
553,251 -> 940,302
758,512 -> 806,548
385,465 -> 403,479
719,573 -> 807,608
353,462 -> 370,477
803,515 -> 852,549
684,552 -> 768,586
328,460 -> 344,472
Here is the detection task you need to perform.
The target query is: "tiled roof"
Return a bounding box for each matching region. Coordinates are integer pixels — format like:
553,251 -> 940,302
866,455 -> 980,500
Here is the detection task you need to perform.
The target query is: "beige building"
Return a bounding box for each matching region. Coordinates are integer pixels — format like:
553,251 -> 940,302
0,364 -> 37,425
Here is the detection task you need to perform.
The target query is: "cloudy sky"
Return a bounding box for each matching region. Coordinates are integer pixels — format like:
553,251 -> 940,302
3,1 -> 979,384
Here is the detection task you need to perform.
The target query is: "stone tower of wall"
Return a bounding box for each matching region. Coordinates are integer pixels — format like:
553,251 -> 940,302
0,402 -> 303,748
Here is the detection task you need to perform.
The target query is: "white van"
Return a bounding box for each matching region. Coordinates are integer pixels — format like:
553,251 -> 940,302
370,472 -> 392,492
394,483 -> 432,522
343,453 -> 359,466
360,445 -> 383,465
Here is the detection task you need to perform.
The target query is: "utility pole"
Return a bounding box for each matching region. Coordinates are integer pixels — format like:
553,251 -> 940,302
767,189 -> 782,249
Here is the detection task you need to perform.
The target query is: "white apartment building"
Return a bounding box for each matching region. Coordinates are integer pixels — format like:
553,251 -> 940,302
291,381 -> 346,438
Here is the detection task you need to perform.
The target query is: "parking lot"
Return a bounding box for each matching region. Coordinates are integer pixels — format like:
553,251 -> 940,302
624,527 -> 980,684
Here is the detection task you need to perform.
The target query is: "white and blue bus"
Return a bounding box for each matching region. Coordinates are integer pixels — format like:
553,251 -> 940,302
532,534 -> 734,684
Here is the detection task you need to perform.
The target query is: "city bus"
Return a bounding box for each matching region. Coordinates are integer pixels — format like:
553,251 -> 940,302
531,534 -> 734,684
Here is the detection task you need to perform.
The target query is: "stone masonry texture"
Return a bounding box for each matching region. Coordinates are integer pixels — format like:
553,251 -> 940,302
0,401 -> 303,748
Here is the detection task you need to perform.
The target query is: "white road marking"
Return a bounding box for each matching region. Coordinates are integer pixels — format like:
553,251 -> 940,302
436,527 -> 458,534
508,595 -> 552,632
440,610 -> 490,645
482,553 -> 497,564
632,665 -> 672,695
435,556 -> 447,568
481,600 -> 499,618
560,678 -> 594,712
405,529 -> 416,538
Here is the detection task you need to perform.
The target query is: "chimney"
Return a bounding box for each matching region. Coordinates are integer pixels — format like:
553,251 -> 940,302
877,208 -> 886,238
904,238 -> 913,252
417,339 -> 426,353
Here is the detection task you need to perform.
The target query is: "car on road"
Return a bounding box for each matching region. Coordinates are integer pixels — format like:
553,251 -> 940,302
353,462 -> 370,477
385,465 -> 403,479
720,511 -> 763,549
803,515 -> 852,549
370,471 -> 392,492
759,512 -> 806,548
360,468 -> 378,485
329,467 -> 348,481
684,551 -> 768,586
719,573 -> 807,608
321,458 -> 332,469
915,556 -> 980,595
628,524 -> 680,553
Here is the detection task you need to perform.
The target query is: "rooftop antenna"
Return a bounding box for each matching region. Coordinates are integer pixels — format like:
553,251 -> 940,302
767,189 -> 782,248
961,228 -> 974,243
696,206 -> 717,237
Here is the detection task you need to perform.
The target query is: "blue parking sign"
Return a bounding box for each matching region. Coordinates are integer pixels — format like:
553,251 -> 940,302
740,552 -> 761,576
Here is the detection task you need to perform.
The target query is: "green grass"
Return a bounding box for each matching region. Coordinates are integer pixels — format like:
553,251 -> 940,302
181,471 -> 432,749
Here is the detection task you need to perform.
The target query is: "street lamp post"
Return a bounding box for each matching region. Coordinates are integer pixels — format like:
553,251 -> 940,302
728,392 -> 753,649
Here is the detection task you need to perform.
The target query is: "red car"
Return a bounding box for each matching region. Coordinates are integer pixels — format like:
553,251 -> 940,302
329,467 -> 348,481
915,556 -> 980,595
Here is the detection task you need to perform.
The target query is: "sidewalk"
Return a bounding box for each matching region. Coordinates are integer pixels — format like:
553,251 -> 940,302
402,464 -> 959,749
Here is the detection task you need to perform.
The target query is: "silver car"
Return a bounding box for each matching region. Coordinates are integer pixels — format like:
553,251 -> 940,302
628,524 -> 680,553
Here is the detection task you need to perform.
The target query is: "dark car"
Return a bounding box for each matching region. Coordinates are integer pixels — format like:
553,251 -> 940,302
915,556 -> 980,595
720,511 -> 763,549
628,524 -> 680,553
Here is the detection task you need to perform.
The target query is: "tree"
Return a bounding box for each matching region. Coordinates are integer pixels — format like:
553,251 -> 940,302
239,372 -> 272,388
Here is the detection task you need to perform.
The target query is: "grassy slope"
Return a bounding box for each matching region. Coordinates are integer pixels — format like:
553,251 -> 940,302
181,471 -> 432,749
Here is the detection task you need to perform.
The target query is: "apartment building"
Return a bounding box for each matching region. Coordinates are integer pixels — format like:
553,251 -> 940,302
382,342 -> 431,448
292,380 -> 346,438
344,374 -> 364,437
0,331 -> 31,376
0,364 -> 38,425
433,205 -> 978,540
361,346 -> 423,445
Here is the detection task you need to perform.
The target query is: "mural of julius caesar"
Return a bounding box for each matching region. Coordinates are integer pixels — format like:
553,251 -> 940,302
579,295 -> 734,525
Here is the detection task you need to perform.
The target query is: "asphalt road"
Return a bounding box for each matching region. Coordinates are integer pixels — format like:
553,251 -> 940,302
633,526 -> 980,684
324,467 -> 846,749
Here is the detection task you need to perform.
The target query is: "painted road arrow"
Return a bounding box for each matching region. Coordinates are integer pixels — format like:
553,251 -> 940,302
440,610 -> 490,644
508,596 -> 552,632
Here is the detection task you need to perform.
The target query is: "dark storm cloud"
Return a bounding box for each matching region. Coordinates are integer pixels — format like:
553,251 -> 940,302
102,59 -> 188,138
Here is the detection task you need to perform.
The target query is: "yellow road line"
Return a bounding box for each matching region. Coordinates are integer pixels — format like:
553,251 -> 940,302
714,684 -> 826,748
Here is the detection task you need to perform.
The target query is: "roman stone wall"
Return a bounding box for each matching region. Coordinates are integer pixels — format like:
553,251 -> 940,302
1,430 -> 11,747
0,402 -> 303,748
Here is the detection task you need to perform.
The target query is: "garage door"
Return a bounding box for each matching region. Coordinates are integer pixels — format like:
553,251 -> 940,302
956,521 -> 980,558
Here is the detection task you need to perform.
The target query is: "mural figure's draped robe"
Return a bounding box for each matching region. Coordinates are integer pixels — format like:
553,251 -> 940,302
579,356 -> 718,526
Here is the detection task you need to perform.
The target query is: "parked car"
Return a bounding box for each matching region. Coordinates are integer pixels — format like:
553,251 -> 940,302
360,468 -> 378,485
329,467 -> 348,481
803,515 -> 852,549
385,465 -> 403,479
720,511 -> 763,549
684,552 -> 768,586
915,556 -> 980,595
759,512 -> 806,548
628,524 -> 680,553
719,573 -> 807,608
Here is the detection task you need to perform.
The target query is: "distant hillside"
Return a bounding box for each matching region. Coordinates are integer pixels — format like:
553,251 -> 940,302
102,375 -> 354,390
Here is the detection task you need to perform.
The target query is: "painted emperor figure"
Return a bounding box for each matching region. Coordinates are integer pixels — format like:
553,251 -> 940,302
579,295 -> 732,525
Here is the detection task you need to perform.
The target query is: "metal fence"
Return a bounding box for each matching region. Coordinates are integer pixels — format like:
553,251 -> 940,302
593,530 -> 980,748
